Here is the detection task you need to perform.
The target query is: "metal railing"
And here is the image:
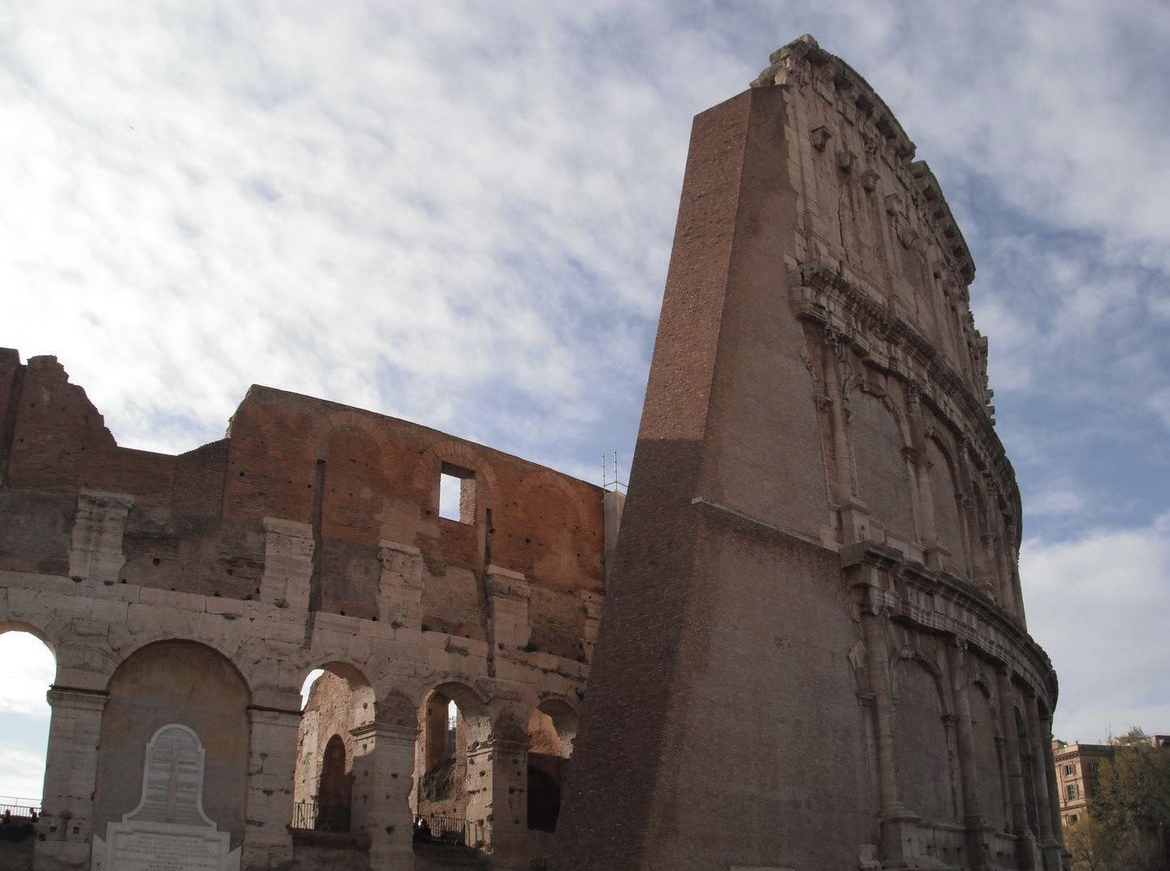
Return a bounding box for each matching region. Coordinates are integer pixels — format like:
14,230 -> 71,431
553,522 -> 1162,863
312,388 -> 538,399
0,802 -> 38,824
0,802 -> 38,842
412,812 -> 485,848
289,799 -> 351,833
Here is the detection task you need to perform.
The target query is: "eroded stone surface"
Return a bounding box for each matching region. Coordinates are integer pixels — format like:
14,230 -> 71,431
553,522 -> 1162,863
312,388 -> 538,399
0,358 -> 609,871
555,35 -> 1062,871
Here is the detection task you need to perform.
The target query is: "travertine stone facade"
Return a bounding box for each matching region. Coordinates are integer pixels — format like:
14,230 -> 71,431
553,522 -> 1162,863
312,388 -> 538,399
556,36 -> 1063,871
0,346 -> 612,871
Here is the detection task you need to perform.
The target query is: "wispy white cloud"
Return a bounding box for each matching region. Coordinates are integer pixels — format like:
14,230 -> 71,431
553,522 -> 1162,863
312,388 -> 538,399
1023,515 -> 1170,743
3,0 -> 1169,750
0,746 -> 47,803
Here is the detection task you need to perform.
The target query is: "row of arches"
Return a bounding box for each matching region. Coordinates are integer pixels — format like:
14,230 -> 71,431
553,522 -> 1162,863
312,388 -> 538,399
821,354 -> 1023,615
874,636 -> 1060,854
0,624 -> 579,866
293,665 -> 577,844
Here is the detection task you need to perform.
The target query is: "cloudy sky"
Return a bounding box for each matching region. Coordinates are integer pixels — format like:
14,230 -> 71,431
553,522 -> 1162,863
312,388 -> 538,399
2,0 -> 1168,800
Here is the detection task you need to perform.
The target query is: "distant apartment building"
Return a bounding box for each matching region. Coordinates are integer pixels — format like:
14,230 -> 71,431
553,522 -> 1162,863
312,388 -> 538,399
1052,734 -> 1170,827
1052,741 -> 1112,827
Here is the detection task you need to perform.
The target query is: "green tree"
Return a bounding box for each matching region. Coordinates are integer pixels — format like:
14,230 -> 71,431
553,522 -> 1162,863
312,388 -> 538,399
1065,816 -> 1114,871
1090,728 -> 1170,871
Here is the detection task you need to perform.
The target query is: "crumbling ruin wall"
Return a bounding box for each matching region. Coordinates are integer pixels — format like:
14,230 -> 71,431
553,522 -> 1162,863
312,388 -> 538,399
556,35 -> 1062,871
0,352 -> 611,871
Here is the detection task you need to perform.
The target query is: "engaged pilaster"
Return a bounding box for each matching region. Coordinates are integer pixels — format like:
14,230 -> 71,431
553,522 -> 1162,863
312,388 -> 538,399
41,686 -> 108,870
377,540 -> 424,629
241,704 -> 299,868
259,518 -> 314,611
467,717 -> 529,871
68,490 -> 133,583
485,566 -> 531,650
351,721 -> 417,870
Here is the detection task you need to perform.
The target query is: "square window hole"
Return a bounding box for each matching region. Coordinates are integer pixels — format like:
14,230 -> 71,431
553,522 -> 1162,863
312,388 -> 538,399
439,464 -> 476,523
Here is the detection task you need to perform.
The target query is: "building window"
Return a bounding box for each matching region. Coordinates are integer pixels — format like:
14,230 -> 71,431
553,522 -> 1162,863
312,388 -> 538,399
1088,762 -> 1100,775
1069,814 -> 1079,825
1066,784 -> 1078,801
439,463 -> 477,524
1063,763 -> 1075,777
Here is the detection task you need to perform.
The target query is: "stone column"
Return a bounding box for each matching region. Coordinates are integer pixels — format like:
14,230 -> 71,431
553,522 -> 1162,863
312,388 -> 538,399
822,329 -> 866,543
37,686 -> 107,871
905,383 -> 937,557
996,670 -> 1037,868
466,729 -> 529,871
351,722 -> 417,871
861,591 -> 902,818
948,642 -> 987,870
1024,700 -> 1061,871
241,705 -> 300,869
856,578 -> 922,869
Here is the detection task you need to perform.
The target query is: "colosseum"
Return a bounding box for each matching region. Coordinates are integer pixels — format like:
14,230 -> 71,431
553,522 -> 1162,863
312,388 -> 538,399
0,35 -> 1062,871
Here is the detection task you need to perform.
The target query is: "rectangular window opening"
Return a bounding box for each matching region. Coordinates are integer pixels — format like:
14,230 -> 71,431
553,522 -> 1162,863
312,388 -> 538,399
439,464 -> 476,524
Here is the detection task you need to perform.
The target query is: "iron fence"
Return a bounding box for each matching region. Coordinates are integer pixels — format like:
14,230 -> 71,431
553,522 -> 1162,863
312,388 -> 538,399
289,799 -> 351,833
0,801 -> 38,823
412,811 -> 485,848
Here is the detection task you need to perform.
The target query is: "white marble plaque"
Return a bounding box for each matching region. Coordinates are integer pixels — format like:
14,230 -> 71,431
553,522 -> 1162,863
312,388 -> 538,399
92,724 -> 240,871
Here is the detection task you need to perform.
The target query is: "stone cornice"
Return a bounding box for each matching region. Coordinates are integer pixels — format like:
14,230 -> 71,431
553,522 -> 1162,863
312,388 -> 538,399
754,34 -> 916,167
790,259 -> 1019,513
755,35 -> 976,286
844,543 -> 1057,703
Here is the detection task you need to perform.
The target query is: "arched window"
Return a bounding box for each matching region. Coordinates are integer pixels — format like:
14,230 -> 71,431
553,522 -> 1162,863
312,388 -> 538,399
291,664 -> 372,835
526,700 -> 577,833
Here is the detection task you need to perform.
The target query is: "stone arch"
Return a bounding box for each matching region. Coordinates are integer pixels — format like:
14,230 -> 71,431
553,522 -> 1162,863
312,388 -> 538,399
534,695 -> 579,752
525,696 -> 579,834
94,640 -> 251,848
847,385 -> 917,543
513,471 -> 592,539
892,653 -> 959,825
3,611 -> 115,690
925,433 -> 970,577
315,409 -> 387,450
968,677 -> 1009,831
314,734 -> 351,831
377,689 -> 419,731
291,661 -> 375,833
411,440 -> 499,524
0,619 -> 56,657
109,631 -> 253,694
0,626 -> 56,809
510,471 -> 597,594
412,680 -> 490,835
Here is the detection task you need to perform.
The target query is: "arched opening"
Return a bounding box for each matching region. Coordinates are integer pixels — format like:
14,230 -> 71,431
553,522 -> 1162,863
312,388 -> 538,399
416,692 -> 464,837
526,699 -> 577,834
412,683 -> 488,849
0,628 -> 53,854
893,656 -> 959,824
94,640 -> 251,849
291,664 -> 373,837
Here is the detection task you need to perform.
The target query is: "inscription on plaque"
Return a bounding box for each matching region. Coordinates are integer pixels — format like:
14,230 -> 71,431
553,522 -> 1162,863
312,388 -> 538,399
92,724 -> 239,871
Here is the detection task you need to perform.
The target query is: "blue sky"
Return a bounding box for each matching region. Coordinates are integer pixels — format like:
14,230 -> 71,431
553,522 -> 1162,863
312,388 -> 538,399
3,0 -> 1169,800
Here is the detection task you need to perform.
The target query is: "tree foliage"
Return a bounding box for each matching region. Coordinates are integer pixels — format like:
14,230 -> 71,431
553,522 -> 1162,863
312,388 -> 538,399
1073,728 -> 1170,871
